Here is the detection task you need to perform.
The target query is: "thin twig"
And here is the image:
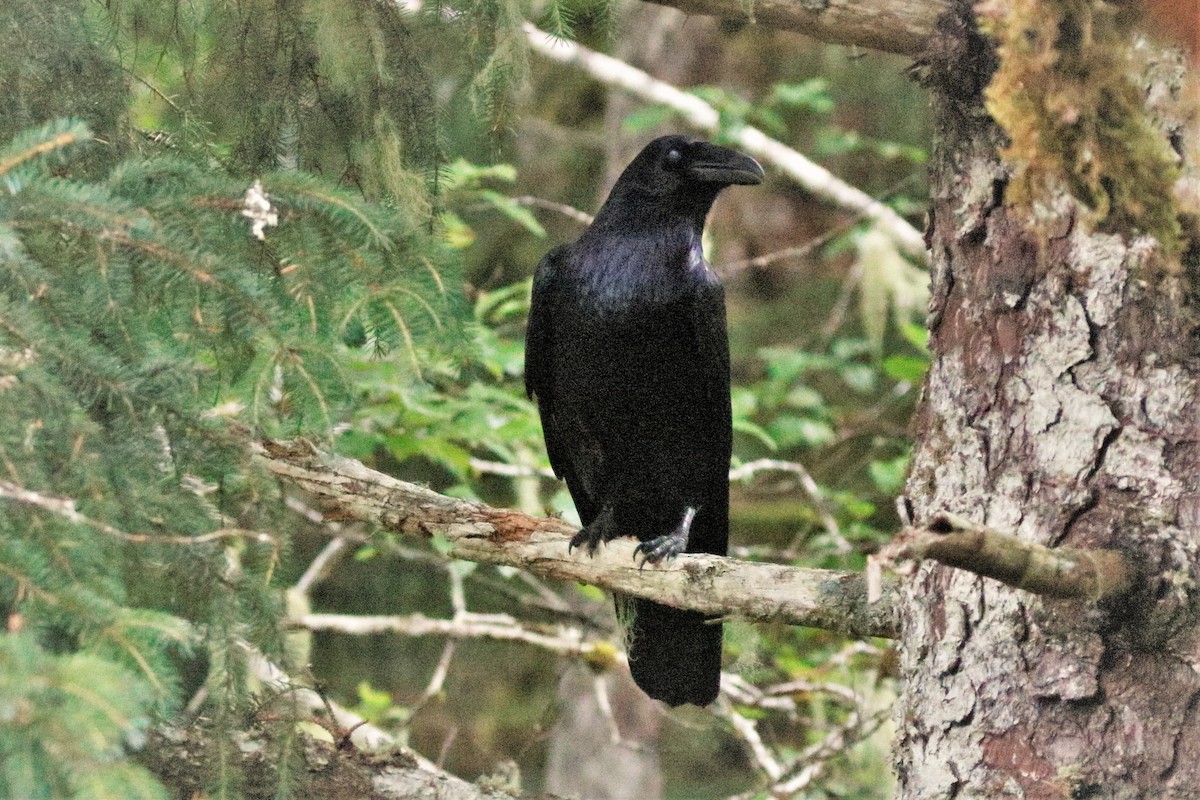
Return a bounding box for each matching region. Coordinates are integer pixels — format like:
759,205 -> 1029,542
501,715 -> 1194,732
818,259 -> 866,344
122,67 -> 185,116
0,478 -> 274,546
449,566 -> 467,615
511,196 -> 595,225
764,679 -> 860,706
718,219 -> 850,276
730,458 -> 848,553
292,611 -> 603,658
417,640 -> 457,707
718,697 -> 785,782
469,458 -> 556,479
294,537 -> 349,595
592,675 -> 623,745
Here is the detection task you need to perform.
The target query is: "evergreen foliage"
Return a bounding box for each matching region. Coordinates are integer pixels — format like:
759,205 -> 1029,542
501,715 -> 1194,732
97,0 -> 448,196
0,0 -> 468,793
0,112 -> 460,796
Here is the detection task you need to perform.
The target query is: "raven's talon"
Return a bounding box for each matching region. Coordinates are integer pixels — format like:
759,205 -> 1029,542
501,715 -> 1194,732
634,536 -> 685,568
569,505 -> 617,557
568,530 -> 598,555
634,506 -> 697,568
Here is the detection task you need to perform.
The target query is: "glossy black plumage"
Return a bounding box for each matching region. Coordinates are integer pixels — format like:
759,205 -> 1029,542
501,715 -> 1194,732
525,136 -> 762,706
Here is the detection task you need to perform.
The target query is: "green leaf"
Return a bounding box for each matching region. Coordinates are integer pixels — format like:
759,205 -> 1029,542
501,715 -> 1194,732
430,534 -> 455,556
766,79 -> 834,114
575,584 -> 605,602
766,415 -> 835,448
478,190 -> 546,237
623,105 -> 675,133
733,418 -> 778,450
899,321 -> 930,351
882,354 -> 929,383
869,455 -> 910,494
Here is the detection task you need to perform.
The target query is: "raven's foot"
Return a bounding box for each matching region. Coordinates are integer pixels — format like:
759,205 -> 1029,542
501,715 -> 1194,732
569,505 -> 619,556
634,507 -> 697,568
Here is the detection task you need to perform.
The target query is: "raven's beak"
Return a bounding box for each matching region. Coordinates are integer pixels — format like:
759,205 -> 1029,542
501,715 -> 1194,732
687,143 -> 765,186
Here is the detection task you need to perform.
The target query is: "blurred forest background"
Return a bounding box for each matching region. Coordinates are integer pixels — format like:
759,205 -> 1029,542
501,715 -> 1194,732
0,0 -> 932,797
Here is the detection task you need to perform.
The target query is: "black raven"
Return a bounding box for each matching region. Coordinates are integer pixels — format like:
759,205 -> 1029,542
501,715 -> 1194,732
525,135 -> 763,706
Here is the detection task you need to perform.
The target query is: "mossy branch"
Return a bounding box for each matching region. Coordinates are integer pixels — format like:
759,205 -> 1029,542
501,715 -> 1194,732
875,512 -> 1135,601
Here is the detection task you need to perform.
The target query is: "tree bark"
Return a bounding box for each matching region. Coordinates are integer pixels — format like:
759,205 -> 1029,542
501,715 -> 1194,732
895,6 -> 1200,797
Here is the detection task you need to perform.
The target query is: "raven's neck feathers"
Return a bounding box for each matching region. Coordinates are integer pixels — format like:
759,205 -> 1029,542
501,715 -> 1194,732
562,181 -> 722,307
591,181 -> 720,234
570,215 -> 710,308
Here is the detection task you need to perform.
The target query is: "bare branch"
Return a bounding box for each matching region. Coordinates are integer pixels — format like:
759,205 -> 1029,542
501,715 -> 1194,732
253,438 -> 899,639
417,640 -> 457,708
718,227 -> 842,275
294,611 -> 598,658
524,23 -> 929,263
468,457 -> 556,479
876,512 -> 1135,601
640,0 -> 950,56
294,537 -> 349,595
730,458 -> 847,552
718,698 -> 786,782
510,196 -> 595,225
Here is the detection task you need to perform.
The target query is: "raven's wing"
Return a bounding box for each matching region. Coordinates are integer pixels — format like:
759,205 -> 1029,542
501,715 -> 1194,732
524,246 -> 562,407
623,264 -> 732,708
686,265 -> 732,557
525,246 -> 579,494
692,267 -> 732,421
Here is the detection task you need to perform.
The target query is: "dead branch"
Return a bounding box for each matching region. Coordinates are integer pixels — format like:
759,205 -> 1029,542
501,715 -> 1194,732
639,0 -> 950,56
140,644 -> 526,800
252,437 -> 899,640
294,611 -> 598,658
875,512 -> 1135,601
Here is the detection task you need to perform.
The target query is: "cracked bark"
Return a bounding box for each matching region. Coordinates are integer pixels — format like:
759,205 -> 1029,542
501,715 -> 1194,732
895,7 -> 1200,798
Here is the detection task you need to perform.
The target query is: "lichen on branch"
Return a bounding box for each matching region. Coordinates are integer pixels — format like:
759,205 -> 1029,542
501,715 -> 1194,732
252,437 -> 900,639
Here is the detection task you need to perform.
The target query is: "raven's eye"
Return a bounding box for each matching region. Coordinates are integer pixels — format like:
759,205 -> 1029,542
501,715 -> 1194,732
665,149 -> 683,166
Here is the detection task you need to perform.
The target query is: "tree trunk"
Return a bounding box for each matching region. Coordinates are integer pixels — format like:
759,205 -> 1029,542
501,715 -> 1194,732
896,8 -> 1200,798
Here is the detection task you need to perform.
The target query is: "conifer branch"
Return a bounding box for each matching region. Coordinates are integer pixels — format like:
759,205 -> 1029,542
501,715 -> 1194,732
252,438 -> 900,639
0,125 -> 85,178
0,479 -> 274,546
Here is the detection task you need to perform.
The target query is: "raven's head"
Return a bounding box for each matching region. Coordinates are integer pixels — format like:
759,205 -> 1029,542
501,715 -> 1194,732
599,135 -> 764,223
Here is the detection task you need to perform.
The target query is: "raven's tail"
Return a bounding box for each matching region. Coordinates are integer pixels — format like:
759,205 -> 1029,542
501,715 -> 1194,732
617,594 -> 722,707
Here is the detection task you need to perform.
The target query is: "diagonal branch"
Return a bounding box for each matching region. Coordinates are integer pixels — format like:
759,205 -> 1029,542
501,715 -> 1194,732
252,438 -> 899,640
524,23 -> 929,263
